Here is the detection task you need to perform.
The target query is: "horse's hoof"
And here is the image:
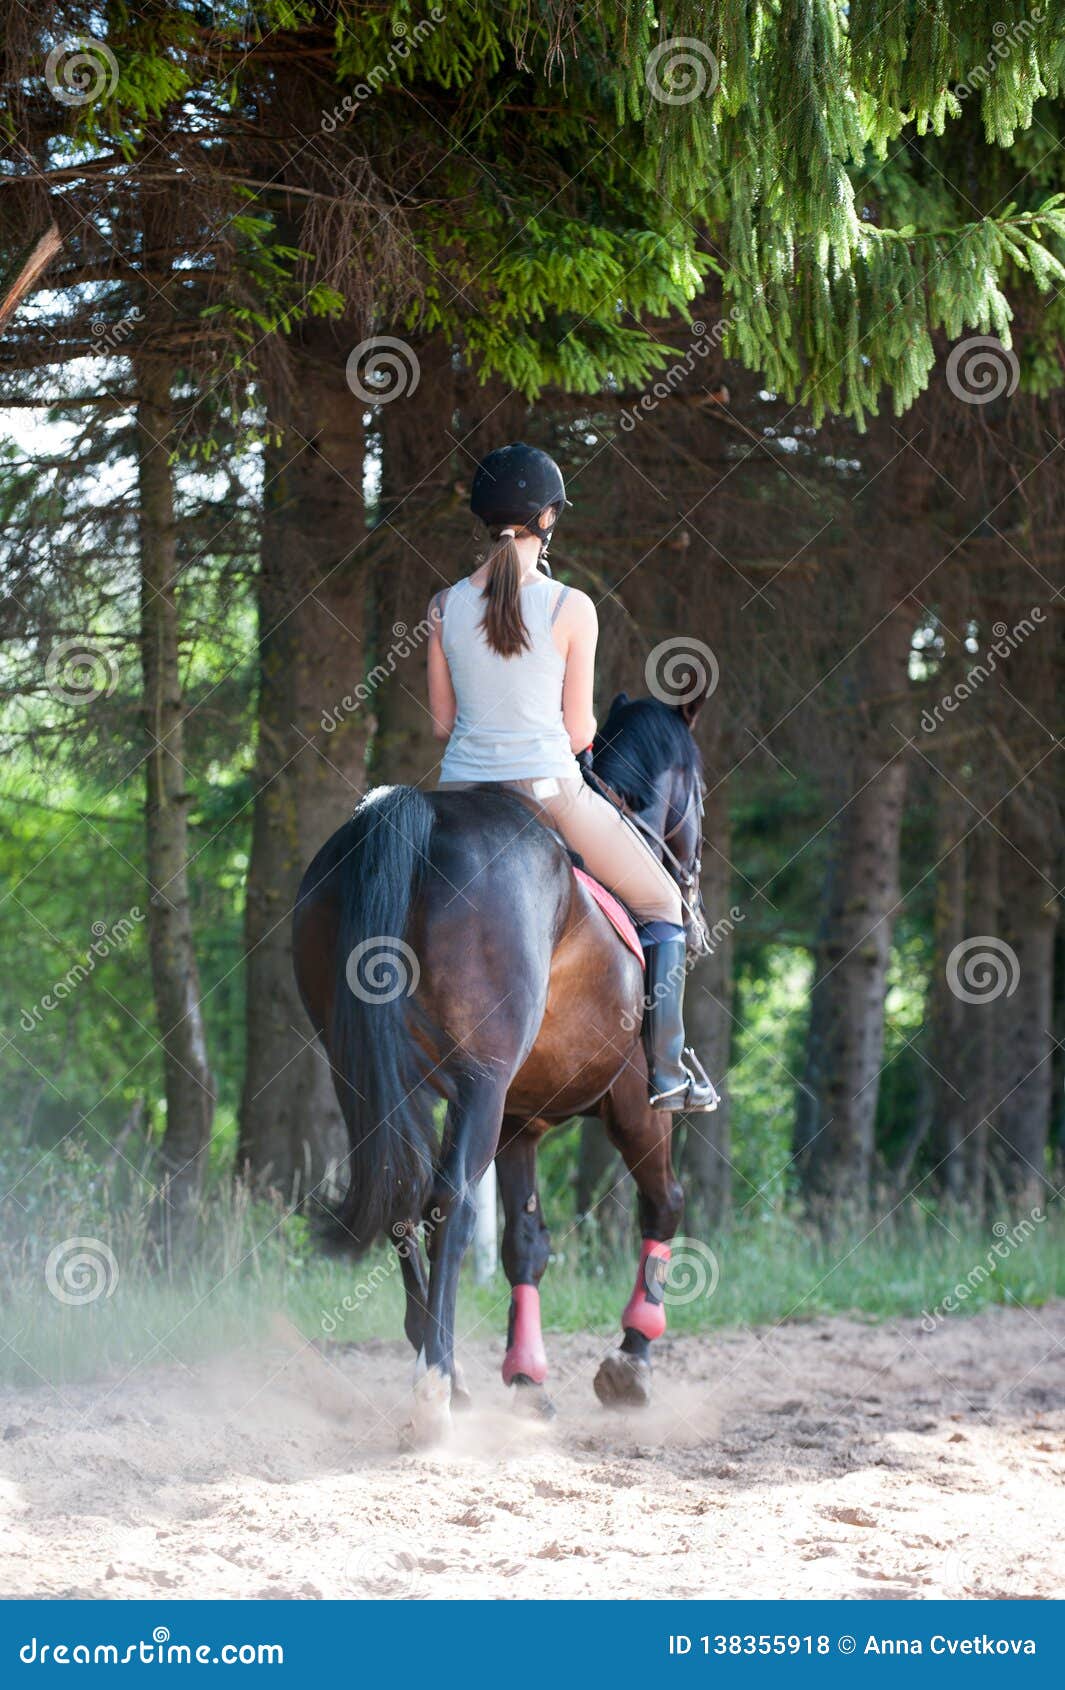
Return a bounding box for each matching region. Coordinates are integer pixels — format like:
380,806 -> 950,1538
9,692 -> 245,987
511,1374 -> 557,1420
594,1350 -> 652,1409
402,1363 -> 452,1449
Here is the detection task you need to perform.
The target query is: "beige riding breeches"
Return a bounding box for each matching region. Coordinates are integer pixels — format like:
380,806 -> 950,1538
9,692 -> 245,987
437,774 -> 683,927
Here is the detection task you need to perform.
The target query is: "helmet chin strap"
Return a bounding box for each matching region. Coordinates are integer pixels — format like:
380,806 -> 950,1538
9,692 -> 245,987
529,511 -> 557,574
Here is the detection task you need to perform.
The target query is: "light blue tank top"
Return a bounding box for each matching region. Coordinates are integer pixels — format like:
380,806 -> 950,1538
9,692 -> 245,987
438,574 -> 580,783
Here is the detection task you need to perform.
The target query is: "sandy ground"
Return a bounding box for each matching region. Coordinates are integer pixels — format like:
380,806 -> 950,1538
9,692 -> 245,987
1,1303 -> 1062,1600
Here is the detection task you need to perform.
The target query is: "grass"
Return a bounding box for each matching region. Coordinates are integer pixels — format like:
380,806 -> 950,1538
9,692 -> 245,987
1,1140 -> 1062,1390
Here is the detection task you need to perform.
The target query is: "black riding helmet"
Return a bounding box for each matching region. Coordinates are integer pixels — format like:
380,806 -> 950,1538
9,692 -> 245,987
469,443 -> 569,555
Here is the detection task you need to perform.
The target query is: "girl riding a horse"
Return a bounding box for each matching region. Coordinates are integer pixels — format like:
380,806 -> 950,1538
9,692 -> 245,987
294,441 -> 719,1444
429,442 -> 715,1113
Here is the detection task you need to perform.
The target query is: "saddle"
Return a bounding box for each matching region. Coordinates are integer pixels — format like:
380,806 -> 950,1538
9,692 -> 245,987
572,867 -> 643,961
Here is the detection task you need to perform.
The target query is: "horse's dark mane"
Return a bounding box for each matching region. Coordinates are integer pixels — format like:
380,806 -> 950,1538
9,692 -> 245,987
592,693 -> 701,814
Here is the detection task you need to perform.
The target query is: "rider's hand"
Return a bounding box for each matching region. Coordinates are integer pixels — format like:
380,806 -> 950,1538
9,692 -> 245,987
576,745 -> 593,773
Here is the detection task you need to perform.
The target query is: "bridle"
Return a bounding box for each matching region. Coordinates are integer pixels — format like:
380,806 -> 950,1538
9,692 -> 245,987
582,762 -> 710,953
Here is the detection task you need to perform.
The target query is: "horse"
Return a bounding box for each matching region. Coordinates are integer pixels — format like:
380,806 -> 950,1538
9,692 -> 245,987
292,680 -> 712,1445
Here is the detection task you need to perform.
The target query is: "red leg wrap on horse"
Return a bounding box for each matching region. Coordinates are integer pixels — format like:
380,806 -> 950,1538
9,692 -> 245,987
622,1239 -> 671,1340
502,1284 -> 548,1384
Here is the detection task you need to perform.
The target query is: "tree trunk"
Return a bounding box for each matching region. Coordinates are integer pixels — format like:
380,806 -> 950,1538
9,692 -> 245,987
993,806 -> 1057,1208
963,823 -> 1001,1213
1050,898 -> 1065,1173
237,320 -> 369,1199
135,358 -> 215,1245
929,776 -> 968,1200
795,610 -> 912,1216
681,771 -> 734,1232
369,336 -> 456,788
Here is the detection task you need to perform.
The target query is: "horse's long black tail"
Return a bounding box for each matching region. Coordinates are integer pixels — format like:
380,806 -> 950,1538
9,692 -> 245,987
330,785 -> 438,1253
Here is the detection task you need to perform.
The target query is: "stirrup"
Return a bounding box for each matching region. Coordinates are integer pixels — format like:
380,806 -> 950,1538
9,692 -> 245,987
683,1048 -> 720,1112
649,1051 -> 720,1114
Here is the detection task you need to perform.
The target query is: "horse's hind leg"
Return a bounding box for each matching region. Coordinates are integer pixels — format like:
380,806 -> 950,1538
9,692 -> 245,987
594,1064 -> 684,1410
408,1071 -> 507,1447
496,1119 -> 555,1419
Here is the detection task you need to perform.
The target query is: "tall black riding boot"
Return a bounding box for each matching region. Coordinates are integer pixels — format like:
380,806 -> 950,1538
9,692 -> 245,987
641,938 -> 719,1112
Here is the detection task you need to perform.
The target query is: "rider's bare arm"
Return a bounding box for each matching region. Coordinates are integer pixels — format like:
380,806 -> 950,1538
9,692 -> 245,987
427,597 -> 457,740
555,586 -> 598,751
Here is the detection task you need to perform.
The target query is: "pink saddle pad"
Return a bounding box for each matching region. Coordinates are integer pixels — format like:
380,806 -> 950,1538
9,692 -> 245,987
572,867 -> 644,961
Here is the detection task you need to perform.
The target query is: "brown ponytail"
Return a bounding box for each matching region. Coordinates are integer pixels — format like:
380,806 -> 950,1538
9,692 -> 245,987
480,529 -> 531,658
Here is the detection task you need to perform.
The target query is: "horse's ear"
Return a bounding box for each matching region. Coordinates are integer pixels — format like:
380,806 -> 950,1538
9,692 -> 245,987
675,670 -> 713,729
609,691 -> 629,714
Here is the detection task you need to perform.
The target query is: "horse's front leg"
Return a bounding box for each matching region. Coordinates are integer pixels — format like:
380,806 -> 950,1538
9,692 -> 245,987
407,1073 -> 507,1447
395,1220 -> 475,1412
392,1221 -> 430,1352
496,1118 -> 555,1418
593,1064 -> 684,1409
